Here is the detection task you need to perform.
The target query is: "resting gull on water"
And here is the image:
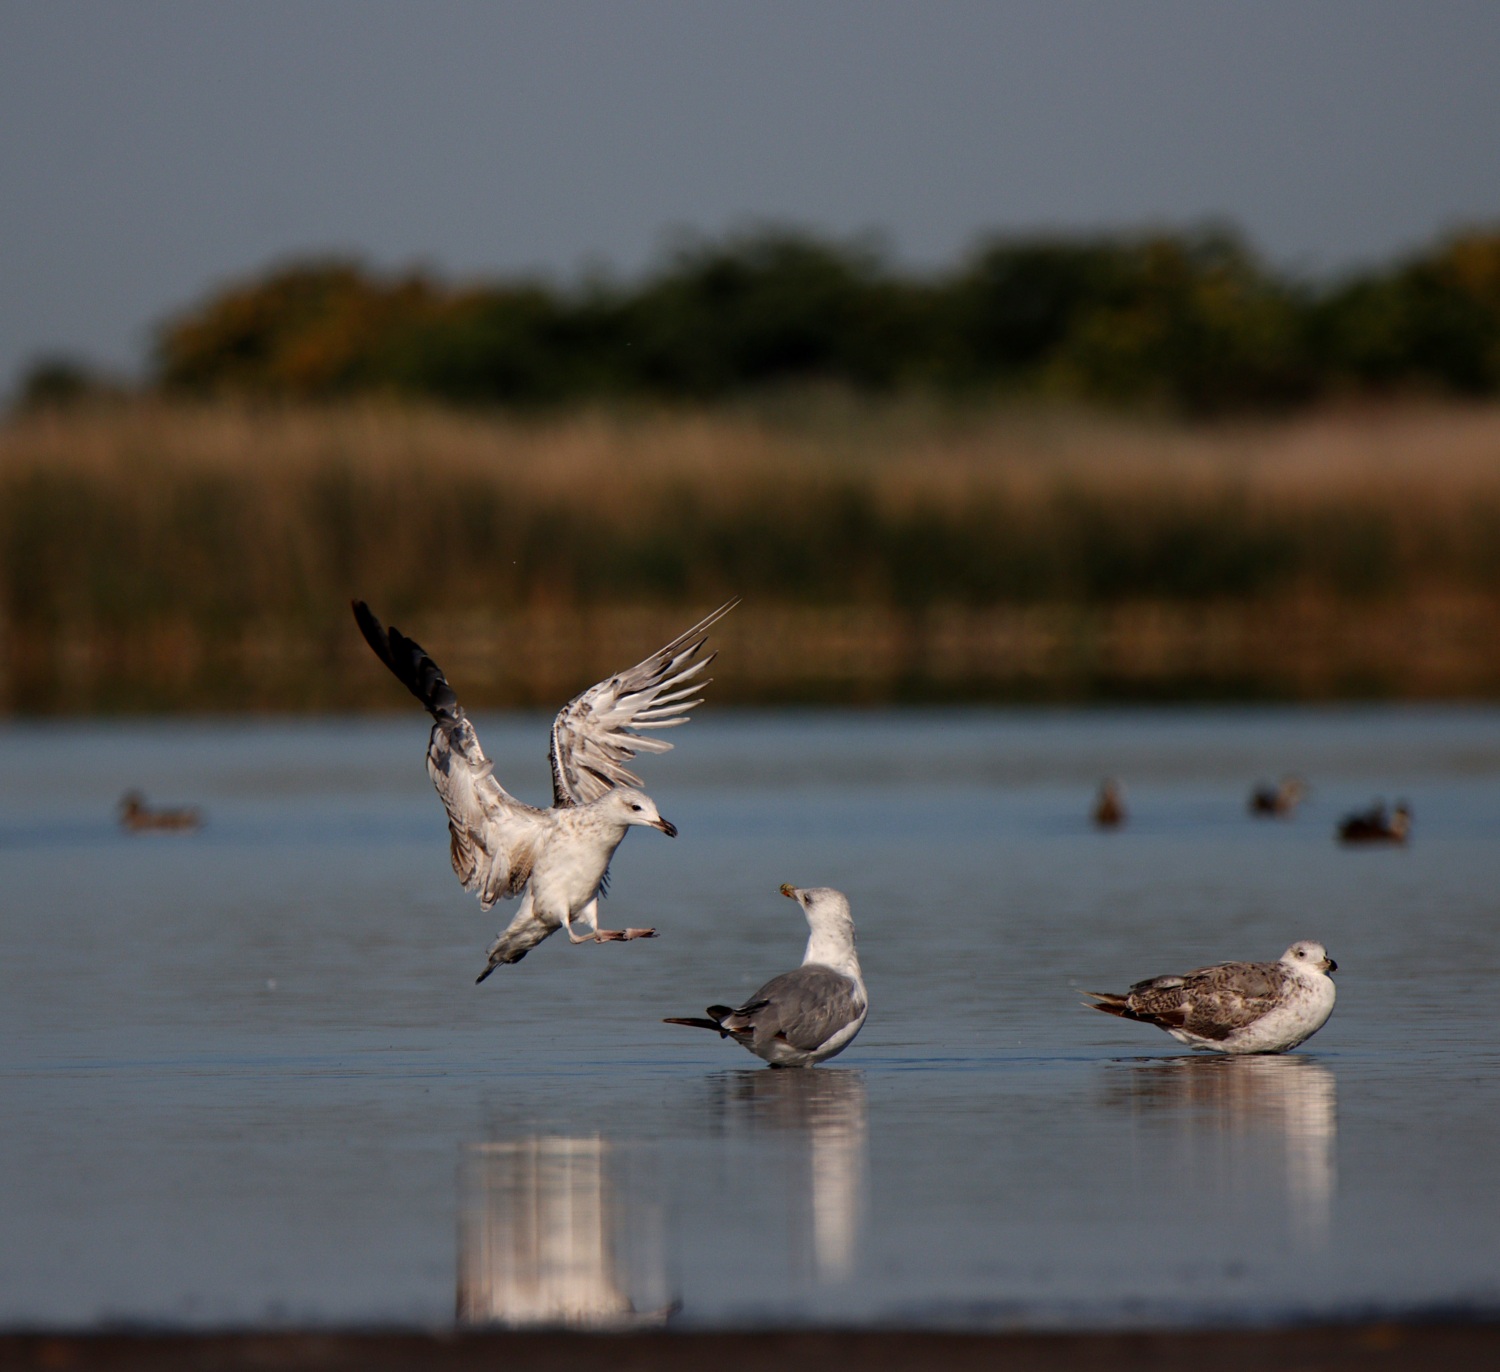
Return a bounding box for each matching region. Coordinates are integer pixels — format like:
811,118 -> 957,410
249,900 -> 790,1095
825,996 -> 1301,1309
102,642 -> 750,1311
664,885 -> 867,1067
1249,775 -> 1307,818
1085,941 -> 1337,1054
1092,779 -> 1126,829
353,599 -> 736,980
1337,799 -> 1410,845
118,790 -> 202,833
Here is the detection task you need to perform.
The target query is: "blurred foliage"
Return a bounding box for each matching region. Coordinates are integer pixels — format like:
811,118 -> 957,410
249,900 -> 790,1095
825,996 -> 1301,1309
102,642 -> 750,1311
12,356 -> 127,413
148,225 -> 1500,414
1311,232 -> 1500,394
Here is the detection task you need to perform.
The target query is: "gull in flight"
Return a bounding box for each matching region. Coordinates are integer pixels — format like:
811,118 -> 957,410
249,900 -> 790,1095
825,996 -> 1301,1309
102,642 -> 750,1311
664,885 -> 868,1067
354,599 -> 736,980
1085,941 -> 1337,1054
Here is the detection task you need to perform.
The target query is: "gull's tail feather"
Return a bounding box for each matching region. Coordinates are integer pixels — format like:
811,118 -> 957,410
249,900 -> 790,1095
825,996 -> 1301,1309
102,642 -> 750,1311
352,600 -> 460,723
476,945 -> 533,983
663,1008 -> 734,1037
1085,991 -> 1178,1030
1084,991 -> 1141,1021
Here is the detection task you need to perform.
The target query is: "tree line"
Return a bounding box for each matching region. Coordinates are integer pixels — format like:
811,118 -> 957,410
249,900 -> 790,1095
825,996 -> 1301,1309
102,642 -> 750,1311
21,223 -> 1500,415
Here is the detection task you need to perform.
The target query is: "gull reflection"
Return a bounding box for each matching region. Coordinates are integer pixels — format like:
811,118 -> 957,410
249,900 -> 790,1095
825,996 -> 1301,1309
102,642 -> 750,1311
456,1135 -> 672,1328
1106,1055 -> 1337,1247
711,1068 -> 868,1282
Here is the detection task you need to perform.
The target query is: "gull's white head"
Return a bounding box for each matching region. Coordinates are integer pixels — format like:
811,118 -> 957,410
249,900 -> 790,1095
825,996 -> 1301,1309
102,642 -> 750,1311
782,884 -> 860,977
781,883 -> 855,935
604,786 -> 677,837
1282,940 -> 1336,975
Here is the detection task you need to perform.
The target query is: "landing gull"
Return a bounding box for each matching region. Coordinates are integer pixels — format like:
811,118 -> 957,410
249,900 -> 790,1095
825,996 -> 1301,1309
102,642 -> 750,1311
353,599 -> 736,980
1085,940 -> 1337,1054
664,885 -> 868,1067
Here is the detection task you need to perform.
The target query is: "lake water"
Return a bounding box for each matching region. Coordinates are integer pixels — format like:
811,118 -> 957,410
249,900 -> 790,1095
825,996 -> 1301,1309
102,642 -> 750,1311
3,707 -> 1499,1330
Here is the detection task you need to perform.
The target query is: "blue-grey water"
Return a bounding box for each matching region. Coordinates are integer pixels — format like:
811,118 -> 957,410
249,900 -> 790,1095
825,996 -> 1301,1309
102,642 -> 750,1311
3,708 -> 1499,1330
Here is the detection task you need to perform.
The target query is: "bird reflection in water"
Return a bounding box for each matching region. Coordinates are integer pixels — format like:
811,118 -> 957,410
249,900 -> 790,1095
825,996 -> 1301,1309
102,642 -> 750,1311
455,1135 -> 673,1328
710,1068 -> 868,1282
1105,1055 -> 1337,1248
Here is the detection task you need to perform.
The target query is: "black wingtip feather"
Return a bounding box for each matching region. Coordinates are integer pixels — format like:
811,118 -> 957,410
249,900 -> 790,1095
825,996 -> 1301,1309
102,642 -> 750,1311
352,600 -> 460,722
352,599 -> 393,669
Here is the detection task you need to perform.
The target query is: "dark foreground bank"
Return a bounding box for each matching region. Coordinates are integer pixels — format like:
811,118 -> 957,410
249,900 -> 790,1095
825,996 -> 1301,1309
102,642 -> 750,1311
3,1325 -> 1498,1372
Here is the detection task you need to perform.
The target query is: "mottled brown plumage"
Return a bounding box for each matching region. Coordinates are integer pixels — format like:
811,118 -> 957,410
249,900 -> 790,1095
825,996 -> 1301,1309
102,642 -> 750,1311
1091,962 -> 1290,1041
1086,941 -> 1338,1054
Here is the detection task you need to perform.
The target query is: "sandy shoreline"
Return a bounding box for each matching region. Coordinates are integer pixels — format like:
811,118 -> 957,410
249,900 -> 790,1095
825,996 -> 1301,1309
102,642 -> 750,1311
4,1324 -> 1499,1372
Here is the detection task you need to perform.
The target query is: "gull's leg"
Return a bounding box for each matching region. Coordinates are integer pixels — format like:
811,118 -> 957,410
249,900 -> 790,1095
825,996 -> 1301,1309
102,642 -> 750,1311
562,897 -> 602,944
592,926 -> 659,943
582,896 -> 658,944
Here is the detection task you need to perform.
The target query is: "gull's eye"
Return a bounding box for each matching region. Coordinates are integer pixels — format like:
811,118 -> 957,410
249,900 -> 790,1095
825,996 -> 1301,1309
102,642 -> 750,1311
631,803 -> 643,812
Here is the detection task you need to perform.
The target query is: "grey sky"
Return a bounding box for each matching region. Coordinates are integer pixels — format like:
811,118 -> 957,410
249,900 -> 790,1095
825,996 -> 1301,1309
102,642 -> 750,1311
3,1 -> 1499,388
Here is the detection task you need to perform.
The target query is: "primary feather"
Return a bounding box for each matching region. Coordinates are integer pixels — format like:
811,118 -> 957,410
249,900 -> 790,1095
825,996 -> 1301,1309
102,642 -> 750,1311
549,602 -> 737,806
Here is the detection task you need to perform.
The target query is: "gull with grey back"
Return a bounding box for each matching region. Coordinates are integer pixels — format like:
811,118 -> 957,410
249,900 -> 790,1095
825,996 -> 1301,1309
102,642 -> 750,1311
1085,941 -> 1338,1054
664,885 -> 868,1067
353,599 -> 736,980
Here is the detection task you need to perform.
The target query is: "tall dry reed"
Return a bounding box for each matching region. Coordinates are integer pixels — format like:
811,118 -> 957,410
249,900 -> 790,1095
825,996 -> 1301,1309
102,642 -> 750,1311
3,398 -> 1500,710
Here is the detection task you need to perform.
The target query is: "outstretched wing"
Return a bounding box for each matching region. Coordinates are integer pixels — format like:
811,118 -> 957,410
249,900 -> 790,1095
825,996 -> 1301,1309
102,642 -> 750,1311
354,601 -> 548,910
548,600 -> 738,806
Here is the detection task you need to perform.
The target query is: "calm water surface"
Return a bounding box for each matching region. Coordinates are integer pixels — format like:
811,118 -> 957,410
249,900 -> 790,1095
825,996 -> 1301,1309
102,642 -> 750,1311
3,708 -> 1499,1329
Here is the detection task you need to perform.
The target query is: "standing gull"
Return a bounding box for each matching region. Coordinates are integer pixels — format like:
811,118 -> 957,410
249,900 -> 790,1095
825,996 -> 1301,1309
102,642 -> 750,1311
664,885 -> 867,1067
1092,779 -> 1126,829
354,599 -> 736,980
1085,941 -> 1337,1054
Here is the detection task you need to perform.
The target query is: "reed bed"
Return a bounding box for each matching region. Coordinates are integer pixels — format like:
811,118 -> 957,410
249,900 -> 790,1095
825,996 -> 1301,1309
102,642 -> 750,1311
4,399 -> 1500,711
